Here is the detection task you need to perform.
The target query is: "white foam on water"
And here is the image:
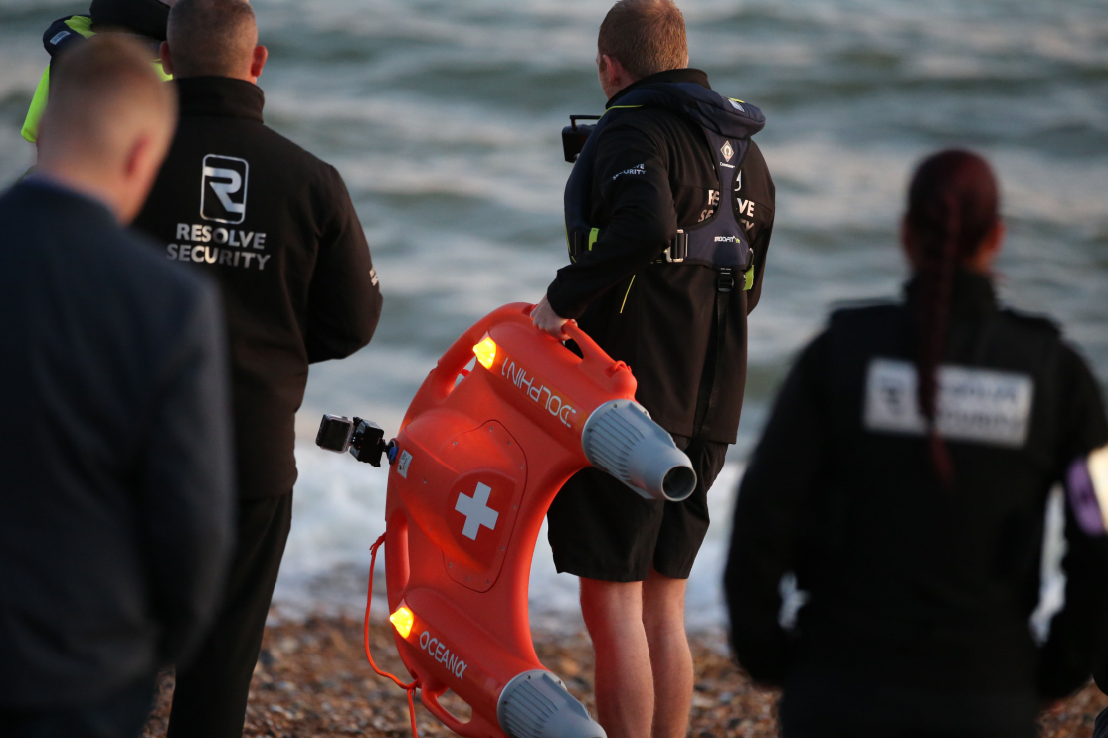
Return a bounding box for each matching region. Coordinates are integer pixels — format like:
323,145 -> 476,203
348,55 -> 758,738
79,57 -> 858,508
0,0 -> 1098,635
274,441 -> 745,633
275,445 -> 1065,638
685,464 -> 745,632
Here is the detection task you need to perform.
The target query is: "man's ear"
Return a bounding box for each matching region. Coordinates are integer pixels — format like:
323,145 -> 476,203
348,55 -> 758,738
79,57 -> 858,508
250,45 -> 269,81
115,131 -> 159,223
159,41 -> 174,77
599,54 -> 617,87
123,132 -> 154,181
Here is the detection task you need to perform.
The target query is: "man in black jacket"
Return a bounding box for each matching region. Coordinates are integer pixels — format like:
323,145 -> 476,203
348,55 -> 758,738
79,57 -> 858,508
132,1 -> 383,735
0,36 -> 234,738
531,1 -> 774,735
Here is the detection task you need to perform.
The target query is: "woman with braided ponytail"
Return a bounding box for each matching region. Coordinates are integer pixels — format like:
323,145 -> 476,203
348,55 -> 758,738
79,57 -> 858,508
908,152 -> 1007,488
725,149 -> 1108,737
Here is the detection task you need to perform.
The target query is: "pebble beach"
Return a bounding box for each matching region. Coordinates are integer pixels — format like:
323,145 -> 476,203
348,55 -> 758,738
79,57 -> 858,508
140,616 -> 1108,738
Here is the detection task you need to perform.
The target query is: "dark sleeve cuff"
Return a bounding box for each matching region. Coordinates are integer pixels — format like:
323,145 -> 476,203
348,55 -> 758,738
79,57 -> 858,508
1095,663 -> 1108,695
1036,652 -> 1092,701
728,620 -> 791,687
545,278 -> 586,321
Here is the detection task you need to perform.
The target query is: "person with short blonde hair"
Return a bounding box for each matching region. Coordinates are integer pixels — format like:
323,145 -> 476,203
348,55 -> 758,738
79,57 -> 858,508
0,34 -> 234,738
38,34 -> 176,219
532,1 -> 776,736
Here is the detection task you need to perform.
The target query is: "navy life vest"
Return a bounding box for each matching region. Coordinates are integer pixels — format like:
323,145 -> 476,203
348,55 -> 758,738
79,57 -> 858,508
565,82 -> 766,289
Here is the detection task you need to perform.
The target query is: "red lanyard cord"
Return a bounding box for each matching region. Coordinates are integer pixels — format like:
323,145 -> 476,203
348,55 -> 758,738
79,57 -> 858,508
364,533 -> 420,737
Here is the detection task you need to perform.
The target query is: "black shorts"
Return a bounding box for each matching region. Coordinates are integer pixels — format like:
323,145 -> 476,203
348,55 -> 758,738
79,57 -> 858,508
546,436 -> 728,582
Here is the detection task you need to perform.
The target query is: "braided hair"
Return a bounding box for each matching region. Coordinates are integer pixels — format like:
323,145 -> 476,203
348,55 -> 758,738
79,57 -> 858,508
905,150 -> 999,486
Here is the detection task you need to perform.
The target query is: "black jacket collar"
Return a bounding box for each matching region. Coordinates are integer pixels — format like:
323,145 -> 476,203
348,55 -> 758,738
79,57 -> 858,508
607,68 -> 710,108
905,269 -> 998,317
176,77 -> 265,122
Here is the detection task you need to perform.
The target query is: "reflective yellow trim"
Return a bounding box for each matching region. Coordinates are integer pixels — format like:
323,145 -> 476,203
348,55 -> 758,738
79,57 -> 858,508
21,67 -> 51,143
601,104 -> 643,119
65,16 -> 95,38
728,97 -> 746,104
620,276 -> 636,313
744,268 -> 754,291
588,227 -> 600,251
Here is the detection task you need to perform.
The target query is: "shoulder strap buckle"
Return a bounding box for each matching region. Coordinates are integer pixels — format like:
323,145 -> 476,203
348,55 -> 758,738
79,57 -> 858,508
663,231 -> 688,263
717,268 -> 735,293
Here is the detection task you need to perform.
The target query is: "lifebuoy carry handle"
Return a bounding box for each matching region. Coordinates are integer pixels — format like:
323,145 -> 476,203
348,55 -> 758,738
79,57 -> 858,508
419,681 -> 500,737
562,319 -> 610,369
430,303 -> 611,403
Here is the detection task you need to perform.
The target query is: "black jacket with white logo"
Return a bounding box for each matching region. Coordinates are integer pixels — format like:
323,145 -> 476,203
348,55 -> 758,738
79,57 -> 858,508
134,77 -> 382,500
546,68 -> 775,444
725,272 -> 1108,699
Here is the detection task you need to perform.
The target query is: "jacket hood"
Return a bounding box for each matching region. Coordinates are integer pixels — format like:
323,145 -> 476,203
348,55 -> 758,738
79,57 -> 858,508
610,77 -> 766,141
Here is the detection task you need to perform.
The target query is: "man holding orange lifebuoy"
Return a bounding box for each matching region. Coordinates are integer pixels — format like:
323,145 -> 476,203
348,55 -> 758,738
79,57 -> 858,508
532,1 -> 775,735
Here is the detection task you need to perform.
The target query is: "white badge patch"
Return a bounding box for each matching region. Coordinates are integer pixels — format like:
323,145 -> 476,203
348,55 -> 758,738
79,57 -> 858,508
397,449 -> 413,478
863,358 -> 1033,448
721,141 -> 734,162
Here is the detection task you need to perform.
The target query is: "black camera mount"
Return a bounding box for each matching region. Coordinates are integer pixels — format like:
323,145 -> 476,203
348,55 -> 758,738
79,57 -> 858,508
315,414 -> 396,467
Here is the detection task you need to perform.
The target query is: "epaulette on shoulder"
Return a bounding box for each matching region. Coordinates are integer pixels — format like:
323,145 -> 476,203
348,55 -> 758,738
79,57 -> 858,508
1000,307 -> 1061,336
829,297 -> 901,322
824,298 -> 903,338
43,16 -> 91,59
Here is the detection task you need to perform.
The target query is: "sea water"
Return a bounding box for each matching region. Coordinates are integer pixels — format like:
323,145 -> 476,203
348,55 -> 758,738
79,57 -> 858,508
2,0 -> 1105,632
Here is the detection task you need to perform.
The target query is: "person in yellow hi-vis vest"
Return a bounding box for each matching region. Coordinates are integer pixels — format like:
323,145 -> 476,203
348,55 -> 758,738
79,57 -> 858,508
22,0 -> 175,145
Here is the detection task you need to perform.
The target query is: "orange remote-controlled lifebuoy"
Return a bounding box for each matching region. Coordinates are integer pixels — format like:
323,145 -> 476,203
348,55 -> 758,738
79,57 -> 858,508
320,303 -> 696,738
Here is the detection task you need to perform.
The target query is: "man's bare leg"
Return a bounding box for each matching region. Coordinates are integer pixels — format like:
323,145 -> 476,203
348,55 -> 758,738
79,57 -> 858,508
642,569 -> 692,738
579,577 -> 653,738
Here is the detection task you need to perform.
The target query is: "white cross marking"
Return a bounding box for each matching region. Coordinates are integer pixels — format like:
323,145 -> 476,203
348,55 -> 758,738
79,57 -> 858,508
455,482 -> 499,541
